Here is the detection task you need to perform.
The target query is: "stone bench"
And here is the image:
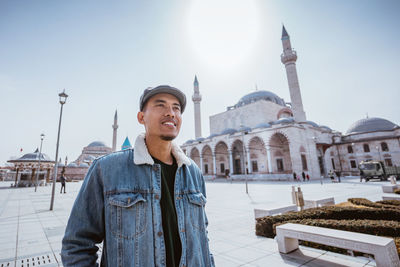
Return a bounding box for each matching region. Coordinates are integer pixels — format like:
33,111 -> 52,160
304,197 -> 335,208
254,205 -> 297,219
382,185 -> 400,193
382,194 -> 400,200
276,223 -> 400,267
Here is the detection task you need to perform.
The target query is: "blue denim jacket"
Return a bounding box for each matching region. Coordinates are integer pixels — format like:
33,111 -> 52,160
61,134 -> 214,267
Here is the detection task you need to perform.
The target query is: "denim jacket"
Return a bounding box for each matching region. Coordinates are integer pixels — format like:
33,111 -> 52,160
61,134 -> 214,267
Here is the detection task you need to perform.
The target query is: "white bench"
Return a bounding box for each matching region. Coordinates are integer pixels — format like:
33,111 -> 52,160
276,223 -> 400,267
382,194 -> 400,200
254,205 -> 297,219
382,185 -> 400,193
304,197 -> 335,208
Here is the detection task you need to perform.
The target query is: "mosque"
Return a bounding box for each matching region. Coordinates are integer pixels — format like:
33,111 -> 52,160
181,26 -> 400,180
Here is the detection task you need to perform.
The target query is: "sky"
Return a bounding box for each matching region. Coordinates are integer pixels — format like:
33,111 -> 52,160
1,0 -> 399,165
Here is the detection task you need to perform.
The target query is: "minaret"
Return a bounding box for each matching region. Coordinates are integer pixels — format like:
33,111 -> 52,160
192,75 -> 202,138
281,25 -> 307,122
112,110 -> 118,152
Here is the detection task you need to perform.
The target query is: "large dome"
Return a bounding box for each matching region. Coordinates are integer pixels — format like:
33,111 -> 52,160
235,90 -> 285,108
87,141 -> 107,147
346,117 -> 399,134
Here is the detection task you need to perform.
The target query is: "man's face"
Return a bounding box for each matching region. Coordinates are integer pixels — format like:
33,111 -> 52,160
137,93 -> 182,141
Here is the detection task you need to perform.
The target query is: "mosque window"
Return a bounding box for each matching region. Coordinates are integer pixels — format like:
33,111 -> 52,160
301,154 -> 308,171
252,161 -> 258,172
350,160 -> 357,169
381,142 -> 389,152
276,159 -> 284,172
384,158 -> 393,167
347,145 -> 353,154
204,164 -> 208,174
331,158 -> 336,170
363,144 -> 370,153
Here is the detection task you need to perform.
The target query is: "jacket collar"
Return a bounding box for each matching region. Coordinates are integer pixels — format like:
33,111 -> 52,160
133,133 -> 191,168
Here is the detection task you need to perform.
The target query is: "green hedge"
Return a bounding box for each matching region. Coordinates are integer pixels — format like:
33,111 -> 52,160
348,198 -> 400,209
256,206 -> 400,238
395,189 -> 400,195
377,199 -> 400,206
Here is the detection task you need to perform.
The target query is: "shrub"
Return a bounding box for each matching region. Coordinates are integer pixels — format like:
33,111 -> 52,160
255,206 -> 400,238
395,189 -> 400,195
377,199 -> 400,206
348,198 -> 400,209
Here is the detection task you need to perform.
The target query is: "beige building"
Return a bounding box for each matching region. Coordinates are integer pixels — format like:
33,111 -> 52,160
181,26 -> 400,180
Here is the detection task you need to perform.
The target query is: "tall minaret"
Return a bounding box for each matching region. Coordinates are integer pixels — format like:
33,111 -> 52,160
112,110 -> 118,151
192,75 -> 202,138
281,25 -> 307,122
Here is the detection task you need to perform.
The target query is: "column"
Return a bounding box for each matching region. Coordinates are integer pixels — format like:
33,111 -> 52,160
266,145 -> 272,173
228,149 -> 233,175
199,155 -> 204,174
246,147 -> 252,174
212,153 -> 217,175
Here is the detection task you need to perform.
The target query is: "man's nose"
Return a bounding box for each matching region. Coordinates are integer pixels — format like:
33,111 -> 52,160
164,105 -> 175,117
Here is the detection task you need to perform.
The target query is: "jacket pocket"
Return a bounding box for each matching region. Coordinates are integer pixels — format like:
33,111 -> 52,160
108,192 -> 147,239
187,192 -> 207,231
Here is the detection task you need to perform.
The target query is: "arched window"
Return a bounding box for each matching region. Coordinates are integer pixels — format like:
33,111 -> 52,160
347,145 -> 353,154
381,142 -> 389,152
363,144 -> 370,153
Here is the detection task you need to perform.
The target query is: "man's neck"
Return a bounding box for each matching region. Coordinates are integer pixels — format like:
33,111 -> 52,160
145,134 -> 174,164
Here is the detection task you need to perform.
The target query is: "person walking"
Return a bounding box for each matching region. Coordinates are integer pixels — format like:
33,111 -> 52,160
61,85 -> 214,267
302,171 -> 306,182
60,174 -> 66,194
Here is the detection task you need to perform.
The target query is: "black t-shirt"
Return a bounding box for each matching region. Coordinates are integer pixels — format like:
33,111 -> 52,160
152,156 -> 182,267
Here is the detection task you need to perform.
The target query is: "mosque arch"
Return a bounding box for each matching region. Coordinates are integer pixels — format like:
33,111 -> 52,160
201,145 -> 213,175
268,132 -> 292,173
190,147 -> 201,168
214,141 -> 229,176
248,136 -> 267,173
231,139 -> 245,174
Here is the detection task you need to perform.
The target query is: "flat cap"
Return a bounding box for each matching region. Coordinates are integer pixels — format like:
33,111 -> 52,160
140,85 -> 186,113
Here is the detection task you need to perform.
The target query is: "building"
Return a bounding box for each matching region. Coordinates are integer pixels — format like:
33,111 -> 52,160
181,26 -> 400,180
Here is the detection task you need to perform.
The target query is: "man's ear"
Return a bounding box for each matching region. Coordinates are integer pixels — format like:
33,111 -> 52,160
137,111 -> 145,125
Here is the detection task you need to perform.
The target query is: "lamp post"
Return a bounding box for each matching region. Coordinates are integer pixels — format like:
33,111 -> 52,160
50,90 -> 68,211
240,125 -> 249,194
34,133 -> 45,192
376,146 -> 382,162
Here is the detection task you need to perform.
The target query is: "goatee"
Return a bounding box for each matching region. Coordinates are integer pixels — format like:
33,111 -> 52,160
161,135 -> 175,141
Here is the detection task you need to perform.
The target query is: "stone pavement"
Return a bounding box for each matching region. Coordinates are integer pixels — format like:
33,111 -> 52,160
0,177 -> 386,266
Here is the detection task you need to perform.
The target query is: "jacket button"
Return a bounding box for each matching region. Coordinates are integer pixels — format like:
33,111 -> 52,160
155,194 -> 160,200
157,231 -> 163,237
181,228 -> 185,233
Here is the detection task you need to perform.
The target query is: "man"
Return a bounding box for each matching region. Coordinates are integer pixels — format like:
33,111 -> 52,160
60,174 -> 67,193
61,85 -> 214,267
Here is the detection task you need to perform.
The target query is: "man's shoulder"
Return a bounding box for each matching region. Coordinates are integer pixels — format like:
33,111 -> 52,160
95,149 -> 133,166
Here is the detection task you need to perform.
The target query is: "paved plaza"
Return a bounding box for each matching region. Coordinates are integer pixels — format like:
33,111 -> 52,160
0,177 -> 387,266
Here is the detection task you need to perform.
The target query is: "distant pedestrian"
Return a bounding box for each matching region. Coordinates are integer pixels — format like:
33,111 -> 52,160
306,174 -> 310,181
293,172 -> 297,181
329,170 -> 335,182
335,171 -> 341,183
302,172 -> 306,181
60,174 -> 67,193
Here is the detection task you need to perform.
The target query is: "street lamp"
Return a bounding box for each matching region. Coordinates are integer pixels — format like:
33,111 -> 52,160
35,133 -> 45,192
50,89 -> 68,211
376,146 -> 382,162
240,125 -> 249,194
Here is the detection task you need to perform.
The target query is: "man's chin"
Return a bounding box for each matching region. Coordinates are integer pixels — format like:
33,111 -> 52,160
160,135 -> 176,141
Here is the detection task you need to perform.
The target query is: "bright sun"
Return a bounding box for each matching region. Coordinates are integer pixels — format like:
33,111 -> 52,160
187,0 -> 260,70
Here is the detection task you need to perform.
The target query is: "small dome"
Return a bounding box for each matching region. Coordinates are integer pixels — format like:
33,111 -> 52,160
87,141 -> 107,147
235,90 -> 285,108
346,117 -> 399,134
79,162 -> 89,167
319,125 -> 332,132
237,126 -> 252,133
276,118 -> 295,124
207,133 -> 219,139
305,121 -> 319,127
253,123 -> 272,129
185,139 -> 195,144
221,128 -> 237,135
196,137 -> 205,142
67,162 -> 78,167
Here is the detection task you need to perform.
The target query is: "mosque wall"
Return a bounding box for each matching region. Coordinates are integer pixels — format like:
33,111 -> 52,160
209,100 -> 284,135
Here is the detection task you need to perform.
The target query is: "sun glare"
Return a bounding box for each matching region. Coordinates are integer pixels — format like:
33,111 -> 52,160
187,0 -> 260,70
